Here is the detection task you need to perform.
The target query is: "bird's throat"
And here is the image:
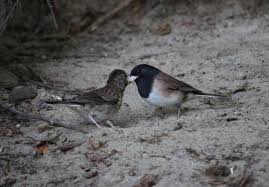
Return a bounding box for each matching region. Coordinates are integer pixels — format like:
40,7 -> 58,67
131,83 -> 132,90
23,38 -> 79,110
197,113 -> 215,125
135,76 -> 154,98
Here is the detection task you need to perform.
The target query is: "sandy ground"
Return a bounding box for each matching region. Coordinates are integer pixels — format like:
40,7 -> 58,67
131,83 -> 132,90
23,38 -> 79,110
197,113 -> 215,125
1,0 -> 269,186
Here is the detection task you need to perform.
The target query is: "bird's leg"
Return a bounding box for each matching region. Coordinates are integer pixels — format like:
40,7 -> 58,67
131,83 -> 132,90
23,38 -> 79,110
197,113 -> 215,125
68,106 -> 102,130
106,120 -> 117,130
88,114 -> 103,129
176,105 -> 186,129
154,107 -> 166,119
177,106 -> 181,119
106,120 -> 116,130
31,97 -> 39,115
105,120 -> 123,132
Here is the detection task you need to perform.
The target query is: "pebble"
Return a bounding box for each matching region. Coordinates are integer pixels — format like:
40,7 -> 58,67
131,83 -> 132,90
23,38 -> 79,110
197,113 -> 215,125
173,123 -> 183,131
83,171 -> 98,179
38,122 -> 51,133
32,150 -> 38,158
0,146 -> 4,152
209,160 -> 218,165
9,85 -> 37,102
206,155 -> 215,161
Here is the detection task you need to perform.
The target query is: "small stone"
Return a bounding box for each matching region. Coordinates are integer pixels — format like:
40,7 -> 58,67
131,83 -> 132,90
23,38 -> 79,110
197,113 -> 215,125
0,146 -> 4,152
128,169 -> 136,176
102,132 -> 108,136
83,171 -> 98,179
206,155 -> 215,161
41,55 -> 47,59
0,69 -> 19,88
133,174 -> 158,187
38,122 -> 51,133
220,113 -> 227,117
16,124 -> 21,128
226,117 -> 238,122
9,85 -> 37,102
173,123 -> 183,131
108,149 -> 118,156
32,150 -> 38,158
209,160 -> 218,165
45,133 -> 59,144
83,167 -> 91,172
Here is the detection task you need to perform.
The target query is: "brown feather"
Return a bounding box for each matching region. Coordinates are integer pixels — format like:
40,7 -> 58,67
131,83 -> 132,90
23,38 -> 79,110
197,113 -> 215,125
47,69 -> 128,106
155,72 -> 203,94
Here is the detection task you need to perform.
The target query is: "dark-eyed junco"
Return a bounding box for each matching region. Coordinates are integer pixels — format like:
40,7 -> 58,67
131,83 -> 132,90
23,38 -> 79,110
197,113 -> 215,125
46,69 -> 128,129
128,64 -> 227,117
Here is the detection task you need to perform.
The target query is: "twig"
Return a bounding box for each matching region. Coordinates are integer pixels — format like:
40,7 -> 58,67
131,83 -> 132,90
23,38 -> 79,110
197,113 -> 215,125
90,0 -> 136,31
0,0 -> 20,34
47,176 -> 77,185
0,101 -> 87,133
28,81 -> 94,95
0,101 -> 44,121
51,142 -> 83,152
46,0 -> 58,30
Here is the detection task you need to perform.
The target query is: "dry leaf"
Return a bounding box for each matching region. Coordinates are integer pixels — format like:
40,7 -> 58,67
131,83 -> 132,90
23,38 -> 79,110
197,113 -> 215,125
36,141 -> 49,154
133,174 -> 158,187
132,0 -> 142,13
152,23 -> 171,36
88,138 -> 104,150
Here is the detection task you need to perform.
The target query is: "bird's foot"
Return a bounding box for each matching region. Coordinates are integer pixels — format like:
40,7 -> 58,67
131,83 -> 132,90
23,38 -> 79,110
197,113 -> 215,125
177,108 -> 181,119
31,97 -> 45,114
153,107 -> 166,119
105,120 -> 123,132
88,114 -> 103,129
177,107 -> 187,128
106,120 -> 116,129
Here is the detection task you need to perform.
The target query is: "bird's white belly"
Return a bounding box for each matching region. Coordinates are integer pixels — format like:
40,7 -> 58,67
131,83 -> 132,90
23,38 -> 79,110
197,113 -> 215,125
87,104 -> 119,122
69,104 -> 119,123
145,89 -> 182,107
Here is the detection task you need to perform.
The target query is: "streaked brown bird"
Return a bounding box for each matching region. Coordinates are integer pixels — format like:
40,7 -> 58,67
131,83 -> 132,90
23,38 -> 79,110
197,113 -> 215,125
46,69 -> 129,129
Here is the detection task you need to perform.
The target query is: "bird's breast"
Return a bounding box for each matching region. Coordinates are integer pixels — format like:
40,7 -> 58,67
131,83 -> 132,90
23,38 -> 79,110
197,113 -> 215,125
145,88 -> 184,107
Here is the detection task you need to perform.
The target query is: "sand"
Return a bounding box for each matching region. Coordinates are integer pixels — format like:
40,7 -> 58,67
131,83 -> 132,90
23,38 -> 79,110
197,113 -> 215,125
0,0 -> 269,186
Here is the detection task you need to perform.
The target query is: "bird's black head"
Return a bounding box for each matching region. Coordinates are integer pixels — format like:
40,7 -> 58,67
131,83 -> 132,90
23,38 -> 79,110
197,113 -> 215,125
107,69 -> 128,91
128,64 -> 160,98
129,64 -> 159,82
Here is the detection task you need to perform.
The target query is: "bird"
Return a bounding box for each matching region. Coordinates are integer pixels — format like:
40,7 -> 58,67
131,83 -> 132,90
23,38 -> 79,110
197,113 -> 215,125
46,69 -> 129,129
128,64 -> 228,117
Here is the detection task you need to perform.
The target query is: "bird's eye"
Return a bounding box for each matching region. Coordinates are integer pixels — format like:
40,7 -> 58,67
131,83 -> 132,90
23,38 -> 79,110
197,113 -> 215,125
135,69 -> 141,75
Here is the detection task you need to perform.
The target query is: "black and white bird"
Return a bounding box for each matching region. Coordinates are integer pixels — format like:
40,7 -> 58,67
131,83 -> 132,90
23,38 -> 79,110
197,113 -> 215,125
46,69 -> 129,129
128,64 -> 227,117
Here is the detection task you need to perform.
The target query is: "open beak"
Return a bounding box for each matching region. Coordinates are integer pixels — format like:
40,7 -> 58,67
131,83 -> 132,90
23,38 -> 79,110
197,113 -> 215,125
128,75 -> 138,83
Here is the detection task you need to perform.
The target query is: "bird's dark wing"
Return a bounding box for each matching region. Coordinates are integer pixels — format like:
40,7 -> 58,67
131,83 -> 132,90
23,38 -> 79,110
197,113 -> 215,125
156,72 -> 204,94
73,87 -> 119,105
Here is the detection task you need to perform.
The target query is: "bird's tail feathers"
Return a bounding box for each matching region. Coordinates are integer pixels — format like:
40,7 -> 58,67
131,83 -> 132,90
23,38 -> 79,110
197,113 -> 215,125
46,100 -> 75,104
194,92 -> 232,101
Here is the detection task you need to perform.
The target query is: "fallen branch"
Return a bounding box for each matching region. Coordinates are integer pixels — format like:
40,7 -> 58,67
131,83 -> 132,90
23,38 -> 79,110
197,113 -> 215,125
90,0 -> 136,31
0,0 -> 20,34
29,81 -> 95,95
0,101 -> 88,133
51,142 -> 83,152
46,0 -> 58,30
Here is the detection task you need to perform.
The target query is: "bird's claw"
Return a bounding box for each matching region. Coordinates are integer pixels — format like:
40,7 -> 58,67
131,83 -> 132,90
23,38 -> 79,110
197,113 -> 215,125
105,120 -> 123,133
